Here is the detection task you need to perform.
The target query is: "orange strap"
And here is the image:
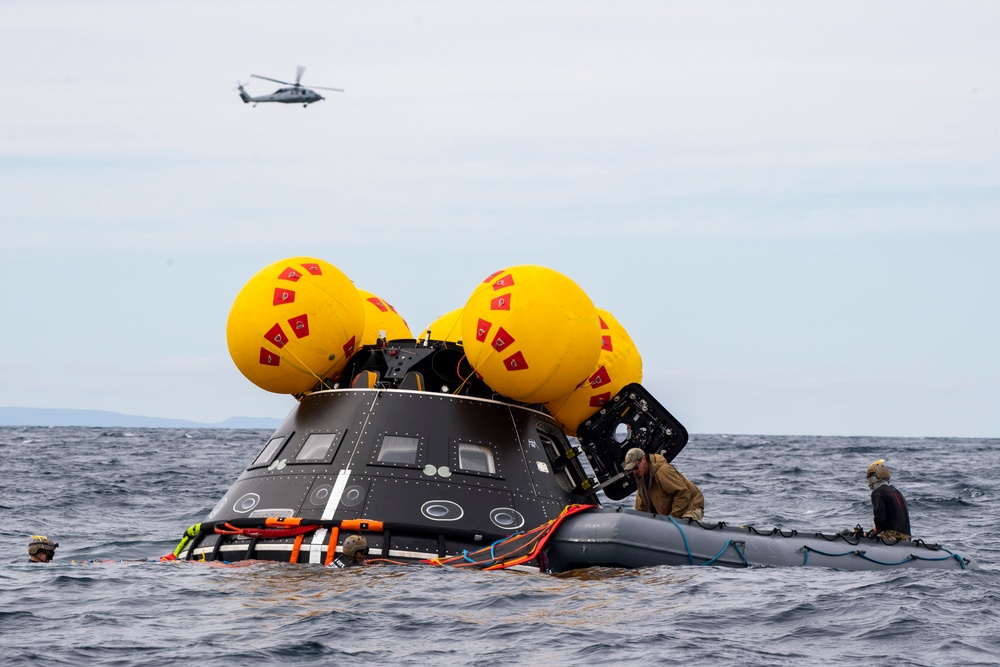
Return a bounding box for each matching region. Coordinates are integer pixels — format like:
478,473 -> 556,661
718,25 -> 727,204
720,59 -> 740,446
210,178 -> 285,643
290,534 -> 305,563
324,527 -> 340,566
266,517 -> 303,527
341,519 -> 383,532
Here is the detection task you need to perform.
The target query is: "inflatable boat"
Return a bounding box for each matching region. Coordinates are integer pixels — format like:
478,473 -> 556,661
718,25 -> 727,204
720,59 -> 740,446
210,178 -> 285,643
168,259 -> 976,572
543,507 -> 975,571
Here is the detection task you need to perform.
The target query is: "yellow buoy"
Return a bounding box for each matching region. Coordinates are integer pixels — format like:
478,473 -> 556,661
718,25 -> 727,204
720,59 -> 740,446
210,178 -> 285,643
419,307 -> 464,343
358,289 -> 413,346
460,265 -> 601,404
226,257 -> 365,394
545,308 -> 643,435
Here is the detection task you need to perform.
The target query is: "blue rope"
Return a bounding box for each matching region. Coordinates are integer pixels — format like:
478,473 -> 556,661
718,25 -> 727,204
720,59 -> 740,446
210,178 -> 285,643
667,517 -> 751,567
667,516 -> 695,565
802,546 -> 968,569
701,540 -> 750,567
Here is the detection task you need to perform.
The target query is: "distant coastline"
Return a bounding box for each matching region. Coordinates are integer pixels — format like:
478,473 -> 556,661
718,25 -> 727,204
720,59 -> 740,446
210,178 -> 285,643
0,407 -> 281,430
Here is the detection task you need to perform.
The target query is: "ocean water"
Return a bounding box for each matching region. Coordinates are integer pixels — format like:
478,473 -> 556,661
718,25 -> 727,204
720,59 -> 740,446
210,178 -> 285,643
2,427 -> 998,666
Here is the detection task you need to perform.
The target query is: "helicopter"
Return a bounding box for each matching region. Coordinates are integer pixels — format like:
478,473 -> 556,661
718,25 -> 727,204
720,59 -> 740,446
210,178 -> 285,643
237,66 -> 343,107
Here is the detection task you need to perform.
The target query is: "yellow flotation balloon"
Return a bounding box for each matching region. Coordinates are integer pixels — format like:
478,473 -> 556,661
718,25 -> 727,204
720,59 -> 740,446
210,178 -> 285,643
545,308 -> 643,435
419,307 -> 464,343
461,265 -> 601,404
358,289 -> 413,346
227,257 -> 365,394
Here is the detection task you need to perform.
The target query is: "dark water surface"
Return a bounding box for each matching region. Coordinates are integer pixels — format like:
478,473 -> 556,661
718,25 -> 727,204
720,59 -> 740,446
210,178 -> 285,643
2,428 -> 997,665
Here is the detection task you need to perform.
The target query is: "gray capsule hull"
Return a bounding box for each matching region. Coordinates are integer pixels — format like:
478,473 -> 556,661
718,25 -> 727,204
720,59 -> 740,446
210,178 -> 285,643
543,507 -> 977,571
179,387 -> 597,565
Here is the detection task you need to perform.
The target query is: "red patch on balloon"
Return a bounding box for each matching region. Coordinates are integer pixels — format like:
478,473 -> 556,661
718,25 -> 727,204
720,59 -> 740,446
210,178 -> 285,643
491,327 -> 515,351
273,288 -> 295,306
476,318 -> 492,342
288,314 -> 309,338
265,323 -> 288,348
301,263 -> 322,276
490,294 -> 511,311
588,366 -> 610,387
278,267 -> 302,282
503,351 -> 528,371
589,392 -> 611,408
492,273 -> 514,291
601,335 -> 613,352
259,348 -> 280,367
482,270 -> 503,284
599,316 -> 609,330
343,335 -> 357,359
367,297 -> 388,313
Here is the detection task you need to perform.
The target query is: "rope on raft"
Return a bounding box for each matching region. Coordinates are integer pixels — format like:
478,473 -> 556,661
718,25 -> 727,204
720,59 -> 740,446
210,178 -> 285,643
801,545 -> 969,569
423,504 -> 598,570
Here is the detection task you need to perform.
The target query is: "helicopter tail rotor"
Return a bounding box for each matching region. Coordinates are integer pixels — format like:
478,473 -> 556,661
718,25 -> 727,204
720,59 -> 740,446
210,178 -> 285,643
236,81 -> 252,104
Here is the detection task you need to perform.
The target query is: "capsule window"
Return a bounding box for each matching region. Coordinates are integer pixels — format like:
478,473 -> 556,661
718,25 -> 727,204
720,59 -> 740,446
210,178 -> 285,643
250,434 -> 289,468
377,435 -> 420,465
293,431 -> 344,463
457,442 -> 496,474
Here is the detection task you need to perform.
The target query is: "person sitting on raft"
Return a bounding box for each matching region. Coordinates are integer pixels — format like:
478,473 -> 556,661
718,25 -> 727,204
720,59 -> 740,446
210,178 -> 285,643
865,459 -> 911,541
622,447 -> 704,521
28,536 -> 58,563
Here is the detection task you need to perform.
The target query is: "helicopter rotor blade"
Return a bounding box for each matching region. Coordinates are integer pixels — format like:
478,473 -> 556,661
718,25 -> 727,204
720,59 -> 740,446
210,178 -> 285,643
311,86 -> 344,92
296,65 -> 305,85
251,74 -> 294,86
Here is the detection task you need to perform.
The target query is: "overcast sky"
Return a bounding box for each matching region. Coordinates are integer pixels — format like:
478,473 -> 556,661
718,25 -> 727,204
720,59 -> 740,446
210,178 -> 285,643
2,2 -> 998,436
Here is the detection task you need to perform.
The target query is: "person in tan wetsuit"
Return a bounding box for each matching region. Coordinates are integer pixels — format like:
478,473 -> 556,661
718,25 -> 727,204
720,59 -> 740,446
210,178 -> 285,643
28,536 -> 58,563
622,447 -> 704,520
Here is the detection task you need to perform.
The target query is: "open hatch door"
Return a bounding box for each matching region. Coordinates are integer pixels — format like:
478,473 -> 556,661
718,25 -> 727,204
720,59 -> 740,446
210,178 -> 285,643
575,383 -> 689,501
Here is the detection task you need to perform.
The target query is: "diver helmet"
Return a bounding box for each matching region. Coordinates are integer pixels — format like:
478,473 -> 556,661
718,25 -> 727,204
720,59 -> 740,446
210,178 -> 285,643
866,459 -> 891,486
342,535 -> 369,561
28,535 -> 58,558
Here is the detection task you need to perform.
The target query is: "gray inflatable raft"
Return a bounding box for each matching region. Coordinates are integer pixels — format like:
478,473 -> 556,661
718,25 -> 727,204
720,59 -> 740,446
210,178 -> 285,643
543,507 -> 977,571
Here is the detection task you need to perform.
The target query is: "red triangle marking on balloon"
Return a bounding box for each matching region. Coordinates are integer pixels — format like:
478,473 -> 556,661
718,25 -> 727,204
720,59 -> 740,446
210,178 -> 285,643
503,351 -> 528,371
278,267 -> 302,282
265,323 -> 287,348
589,366 -> 610,387
599,316 -> 609,330
490,294 -> 511,311
259,348 -> 280,367
491,327 -> 515,351
273,288 -> 296,306
367,297 -> 388,313
476,318 -> 492,342
288,314 -> 310,339
343,335 -> 356,359
601,335 -> 613,352
492,273 -> 515,291
589,392 -> 611,408
301,263 -> 322,276
482,270 -> 503,284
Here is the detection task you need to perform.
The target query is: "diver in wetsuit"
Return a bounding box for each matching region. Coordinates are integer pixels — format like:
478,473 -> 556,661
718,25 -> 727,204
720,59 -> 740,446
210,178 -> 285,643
28,536 -> 58,563
866,459 -> 911,541
331,535 -> 369,568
